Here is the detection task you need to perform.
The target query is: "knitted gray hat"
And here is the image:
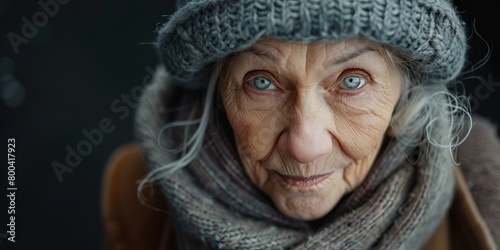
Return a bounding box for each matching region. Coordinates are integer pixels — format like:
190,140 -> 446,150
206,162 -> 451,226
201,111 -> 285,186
156,0 -> 468,89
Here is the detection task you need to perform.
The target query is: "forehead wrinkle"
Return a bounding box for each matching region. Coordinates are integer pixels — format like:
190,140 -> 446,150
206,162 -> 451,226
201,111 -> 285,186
279,43 -> 326,88
306,42 -> 329,76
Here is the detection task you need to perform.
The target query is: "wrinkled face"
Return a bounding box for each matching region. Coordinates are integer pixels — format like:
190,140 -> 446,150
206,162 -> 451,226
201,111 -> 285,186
219,37 -> 402,220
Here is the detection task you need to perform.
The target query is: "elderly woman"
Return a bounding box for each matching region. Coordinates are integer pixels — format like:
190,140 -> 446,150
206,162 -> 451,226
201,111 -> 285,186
101,0 -> 500,249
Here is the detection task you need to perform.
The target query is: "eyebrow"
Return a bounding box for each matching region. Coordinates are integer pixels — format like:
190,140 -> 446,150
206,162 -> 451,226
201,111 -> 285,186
241,46 -> 278,62
241,44 -> 377,66
328,46 -> 376,65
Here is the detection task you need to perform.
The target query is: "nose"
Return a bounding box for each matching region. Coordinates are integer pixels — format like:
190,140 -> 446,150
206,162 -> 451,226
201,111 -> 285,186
278,96 -> 334,164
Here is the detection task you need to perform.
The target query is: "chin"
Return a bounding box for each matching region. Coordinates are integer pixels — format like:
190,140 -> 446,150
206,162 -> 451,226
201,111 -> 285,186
279,196 -> 337,220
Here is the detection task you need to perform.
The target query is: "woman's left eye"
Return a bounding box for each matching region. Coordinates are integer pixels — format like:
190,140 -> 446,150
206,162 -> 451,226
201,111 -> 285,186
249,76 -> 277,91
339,75 -> 366,90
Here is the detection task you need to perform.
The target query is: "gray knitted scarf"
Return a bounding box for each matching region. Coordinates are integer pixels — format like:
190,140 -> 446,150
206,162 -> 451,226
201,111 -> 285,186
135,71 -> 455,250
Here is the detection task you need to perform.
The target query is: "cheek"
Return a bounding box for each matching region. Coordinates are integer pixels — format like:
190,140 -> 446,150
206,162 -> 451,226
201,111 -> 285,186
331,85 -> 398,159
220,83 -> 283,161
232,115 -> 278,161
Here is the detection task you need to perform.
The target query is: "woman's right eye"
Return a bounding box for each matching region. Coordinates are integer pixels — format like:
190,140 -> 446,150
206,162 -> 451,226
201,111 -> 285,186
249,76 -> 277,90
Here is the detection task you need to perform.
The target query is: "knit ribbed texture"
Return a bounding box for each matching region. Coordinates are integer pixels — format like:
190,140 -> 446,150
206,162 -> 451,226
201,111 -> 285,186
135,67 -> 455,249
156,0 -> 467,89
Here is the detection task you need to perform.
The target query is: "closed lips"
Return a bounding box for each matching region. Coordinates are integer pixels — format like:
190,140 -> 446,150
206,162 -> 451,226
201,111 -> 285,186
275,171 -> 333,190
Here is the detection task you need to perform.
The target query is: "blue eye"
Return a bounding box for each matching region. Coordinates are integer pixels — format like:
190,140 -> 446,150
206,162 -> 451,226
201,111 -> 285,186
250,76 -> 277,90
340,76 -> 366,90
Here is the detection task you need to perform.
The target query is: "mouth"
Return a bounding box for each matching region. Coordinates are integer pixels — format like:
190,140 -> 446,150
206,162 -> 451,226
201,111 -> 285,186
275,171 -> 333,190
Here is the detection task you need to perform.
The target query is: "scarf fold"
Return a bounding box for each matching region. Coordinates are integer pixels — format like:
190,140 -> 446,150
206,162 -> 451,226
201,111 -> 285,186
135,70 -> 455,249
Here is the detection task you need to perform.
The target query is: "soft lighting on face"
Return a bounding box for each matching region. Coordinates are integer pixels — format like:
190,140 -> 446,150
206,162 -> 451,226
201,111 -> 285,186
219,37 -> 402,220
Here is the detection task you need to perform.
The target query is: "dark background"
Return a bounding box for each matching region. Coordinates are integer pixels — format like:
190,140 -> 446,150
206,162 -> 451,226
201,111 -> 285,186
0,0 -> 499,249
